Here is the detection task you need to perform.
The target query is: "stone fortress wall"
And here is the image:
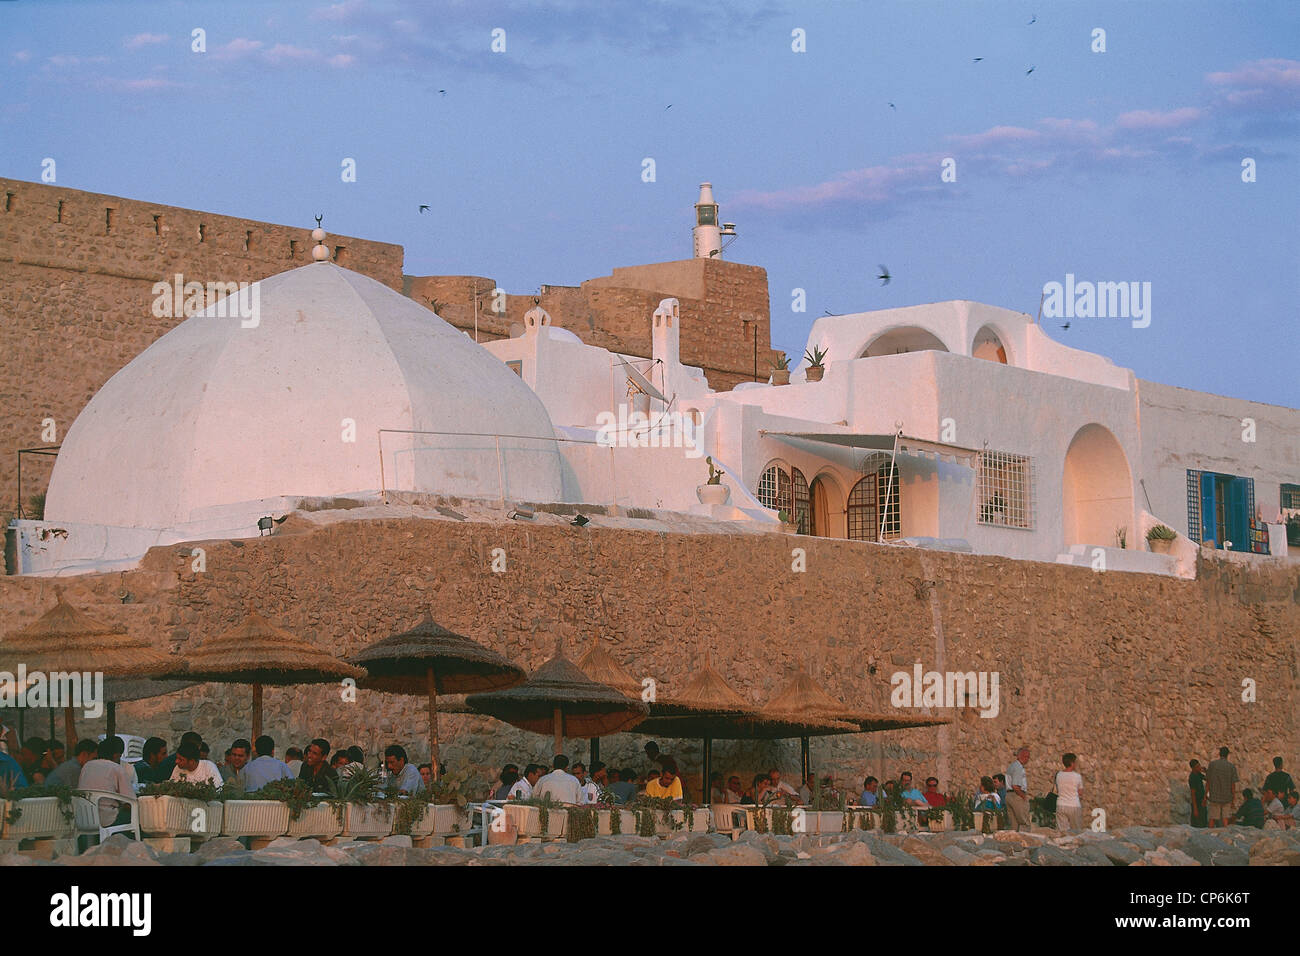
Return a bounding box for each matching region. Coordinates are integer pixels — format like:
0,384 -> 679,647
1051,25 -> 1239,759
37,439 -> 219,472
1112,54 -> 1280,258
0,178 -> 778,519
1,512 -> 1295,827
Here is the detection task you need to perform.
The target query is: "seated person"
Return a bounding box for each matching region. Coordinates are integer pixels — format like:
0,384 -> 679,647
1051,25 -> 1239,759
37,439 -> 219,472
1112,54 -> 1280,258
767,768 -> 798,800
644,759 -> 684,800
1263,788 -> 1290,828
135,737 -> 170,785
608,768 -> 637,804
0,749 -> 28,790
46,739 -> 97,789
170,740 -> 224,787
709,772 -> 727,803
383,745 -> 423,793
78,736 -> 135,827
973,776 -> 1003,811
923,777 -> 947,808
242,735 -> 295,791
859,776 -> 880,807
1233,788 -> 1266,829
723,775 -> 745,804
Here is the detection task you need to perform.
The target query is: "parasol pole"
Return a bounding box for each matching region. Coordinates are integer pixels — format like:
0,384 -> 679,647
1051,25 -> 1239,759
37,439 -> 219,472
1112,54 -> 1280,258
427,664 -> 440,780
252,682 -> 263,740
553,705 -> 563,758
800,735 -> 810,784
703,734 -> 713,804
106,701 -> 116,738
590,737 -> 599,765
64,706 -> 76,754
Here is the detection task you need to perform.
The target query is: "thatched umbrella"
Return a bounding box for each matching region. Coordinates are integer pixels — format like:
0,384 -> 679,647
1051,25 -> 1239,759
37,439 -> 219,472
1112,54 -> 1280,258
101,678 -> 199,738
761,664 -> 948,781
635,655 -> 857,797
186,612 -> 366,739
0,592 -> 187,748
347,612 -> 525,778
575,635 -> 642,764
466,642 -> 648,757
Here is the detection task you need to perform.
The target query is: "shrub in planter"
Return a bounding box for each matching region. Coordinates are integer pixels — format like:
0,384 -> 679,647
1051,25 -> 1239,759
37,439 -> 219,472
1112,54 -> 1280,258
1147,523 -> 1177,553
1,784 -> 77,839
325,767 -> 394,838
137,781 -> 225,840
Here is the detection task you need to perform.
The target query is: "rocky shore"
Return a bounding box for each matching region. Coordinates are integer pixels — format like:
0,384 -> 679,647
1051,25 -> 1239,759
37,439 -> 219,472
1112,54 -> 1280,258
4,825 -> 1299,866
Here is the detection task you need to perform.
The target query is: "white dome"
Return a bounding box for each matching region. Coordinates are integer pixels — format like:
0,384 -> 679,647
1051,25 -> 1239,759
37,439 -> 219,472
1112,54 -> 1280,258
46,263 -> 564,529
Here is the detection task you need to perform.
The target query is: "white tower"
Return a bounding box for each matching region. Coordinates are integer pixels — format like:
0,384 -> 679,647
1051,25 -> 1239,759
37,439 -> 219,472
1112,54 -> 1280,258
652,298 -> 681,368
692,182 -> 721,259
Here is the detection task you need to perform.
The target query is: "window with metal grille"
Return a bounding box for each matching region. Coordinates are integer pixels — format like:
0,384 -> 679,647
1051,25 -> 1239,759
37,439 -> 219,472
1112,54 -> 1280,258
757,463 -> 810,532
977,451 -> 1034,529
1282,483 -> 1300,511
1186,470 -> 1203,542
847,459 -> 899,541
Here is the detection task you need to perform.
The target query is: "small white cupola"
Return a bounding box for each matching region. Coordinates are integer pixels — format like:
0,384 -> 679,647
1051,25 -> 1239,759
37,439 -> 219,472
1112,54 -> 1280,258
523,304 -> 552,336
652,297 -> 681,367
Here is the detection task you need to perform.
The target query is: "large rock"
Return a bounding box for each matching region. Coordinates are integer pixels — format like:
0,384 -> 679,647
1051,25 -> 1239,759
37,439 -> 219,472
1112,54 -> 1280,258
1183,830 -> 1249,867
693,844 -> 769,866
1249,836 -> 1300,866
249,838 -> 356,866
734,830 -> 781,862
64,836 -> 160,867
1029,844 -> 1081,866
902,837 -> 954,866
1142,847 -> 1199,866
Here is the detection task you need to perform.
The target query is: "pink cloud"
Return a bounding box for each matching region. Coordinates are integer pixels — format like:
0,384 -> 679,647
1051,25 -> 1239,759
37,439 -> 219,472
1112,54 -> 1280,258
211,38 -> 264,60
1116,107 -> 1202,130
947,125 -> 1040,150
124,33 -> 169,50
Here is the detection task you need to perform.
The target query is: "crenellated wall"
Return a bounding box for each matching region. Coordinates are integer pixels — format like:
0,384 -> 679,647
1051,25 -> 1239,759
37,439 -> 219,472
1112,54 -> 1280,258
1,512 -> 1295,825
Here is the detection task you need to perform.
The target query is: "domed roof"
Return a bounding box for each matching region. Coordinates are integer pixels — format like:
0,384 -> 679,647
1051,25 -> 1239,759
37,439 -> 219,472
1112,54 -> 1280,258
46,263 -> 563,529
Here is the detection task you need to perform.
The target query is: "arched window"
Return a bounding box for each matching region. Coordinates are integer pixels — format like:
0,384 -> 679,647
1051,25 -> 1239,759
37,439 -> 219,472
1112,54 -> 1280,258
847,458 -> 900,541
757,462 -> 810,533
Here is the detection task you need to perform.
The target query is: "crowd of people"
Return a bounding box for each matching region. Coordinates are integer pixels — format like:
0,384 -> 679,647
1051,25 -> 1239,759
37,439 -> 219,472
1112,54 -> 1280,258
4,725 -> 1297,835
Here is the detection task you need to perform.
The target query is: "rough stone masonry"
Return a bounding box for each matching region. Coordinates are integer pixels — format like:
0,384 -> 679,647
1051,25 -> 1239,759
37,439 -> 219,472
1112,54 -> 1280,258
0,508 -> 1295,828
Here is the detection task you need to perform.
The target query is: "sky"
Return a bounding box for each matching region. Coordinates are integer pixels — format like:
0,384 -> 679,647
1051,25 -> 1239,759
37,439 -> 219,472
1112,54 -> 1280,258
2,0 -> 1297,407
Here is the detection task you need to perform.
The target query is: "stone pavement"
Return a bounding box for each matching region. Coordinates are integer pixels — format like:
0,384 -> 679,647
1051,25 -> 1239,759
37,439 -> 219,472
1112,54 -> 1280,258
4,825 -> 1298,866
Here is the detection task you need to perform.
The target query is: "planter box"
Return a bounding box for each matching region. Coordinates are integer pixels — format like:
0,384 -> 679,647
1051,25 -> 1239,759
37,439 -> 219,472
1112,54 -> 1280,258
1,797 -> 73,841
842,809 -> 880,832
285,804 -> 342,841
221,800 -> 291,839
972,811 -> 1001,833
660,808 -> 710,834
339,802 -> 395,840
799,810 -> 846,835
926,810 -> 953,832
137,796 -> 222,840
504,803 -> 567,838
596,809 -> 637,835
430,804 -> 470,836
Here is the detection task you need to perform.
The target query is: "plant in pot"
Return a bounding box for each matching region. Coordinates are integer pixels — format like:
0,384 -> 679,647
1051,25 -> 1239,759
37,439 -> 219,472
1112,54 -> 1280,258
803,344 -> 828,382
770,355 -> 791,386
697,455 -> 730,506
326,766 -> 394,839
1146,523 -> 1177,554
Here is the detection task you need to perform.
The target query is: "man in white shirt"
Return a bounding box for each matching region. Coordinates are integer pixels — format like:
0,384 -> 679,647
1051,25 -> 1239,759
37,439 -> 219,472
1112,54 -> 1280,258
1006,748 -> 1031,831
768,768 -> 799,799
170,740 -> 224,787
509,764 -> 542,799
574,762 -> 600,804
535,755 -> 583,804
78,737 -> 136,827
1054,752 -> 1084,831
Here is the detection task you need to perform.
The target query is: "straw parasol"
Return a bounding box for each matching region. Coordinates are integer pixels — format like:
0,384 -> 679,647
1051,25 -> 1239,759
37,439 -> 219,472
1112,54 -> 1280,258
575,635 -> 643,763
0,591 -> 188,748
186,612 -> 366,739
348,612 -> 525,778
465,641 -> 648,756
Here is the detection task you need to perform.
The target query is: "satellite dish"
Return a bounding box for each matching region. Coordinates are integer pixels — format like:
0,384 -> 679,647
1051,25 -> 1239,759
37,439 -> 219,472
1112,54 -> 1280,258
509,322 -> 525,339
616,357 -> 669,404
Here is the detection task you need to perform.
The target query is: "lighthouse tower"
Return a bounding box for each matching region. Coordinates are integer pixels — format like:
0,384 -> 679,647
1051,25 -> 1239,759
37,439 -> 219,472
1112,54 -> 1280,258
692,182 -> 721,259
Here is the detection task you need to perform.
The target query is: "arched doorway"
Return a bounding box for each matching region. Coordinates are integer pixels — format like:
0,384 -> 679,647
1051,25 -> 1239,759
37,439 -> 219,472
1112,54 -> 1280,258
757,461 -> 810,533
847,457 -> 900,541
860,327 -> 949,358
1062,424 -> 1134,549
808,473 -> 845,538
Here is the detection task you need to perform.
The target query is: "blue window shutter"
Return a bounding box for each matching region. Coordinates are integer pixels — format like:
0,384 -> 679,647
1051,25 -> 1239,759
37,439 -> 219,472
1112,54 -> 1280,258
1200,472 -> 1216,544
1227,477 -> 1249,552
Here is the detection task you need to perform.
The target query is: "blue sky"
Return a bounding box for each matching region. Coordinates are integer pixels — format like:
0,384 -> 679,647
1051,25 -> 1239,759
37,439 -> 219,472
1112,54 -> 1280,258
3,0 -> 1297,407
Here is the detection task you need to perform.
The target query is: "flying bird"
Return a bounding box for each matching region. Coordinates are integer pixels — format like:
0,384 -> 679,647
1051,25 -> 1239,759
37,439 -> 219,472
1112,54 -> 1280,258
823,309 -> 842,316
665,104 -> 672,110
438,89 -> 446,95
973,57 -> 984,62
418,204 -> 430,213
877,265 -> 891,285
1026,66 -> 1035,75
1028,14 -> 1036,24
888,101 -> 897,110
1060,322 -> 1070,330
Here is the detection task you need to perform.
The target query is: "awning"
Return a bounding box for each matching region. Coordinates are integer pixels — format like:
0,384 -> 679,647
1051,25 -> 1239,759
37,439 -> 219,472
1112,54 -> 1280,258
759,430 -> 982,463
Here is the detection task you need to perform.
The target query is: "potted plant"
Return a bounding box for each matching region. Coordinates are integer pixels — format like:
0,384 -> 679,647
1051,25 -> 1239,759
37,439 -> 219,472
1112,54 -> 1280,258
1147,523 -> 1177,554
137,781 -> 224,842
252,779 -> 341,841
803,344 -> 828,382
926,807 -> 953,831
326,767 -> 394,841
696,455 -> 731,506
420,769 -> 472,841
770,355 -> 791,386
1115,526 -> 1128,549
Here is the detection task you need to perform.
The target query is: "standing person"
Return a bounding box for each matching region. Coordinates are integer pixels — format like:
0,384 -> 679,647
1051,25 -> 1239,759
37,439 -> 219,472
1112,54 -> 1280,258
1188,759 -> 1208,827
1006,748 -> 1032,831
1054,753 -> 1084,831
1264,757 -> 1295,797
1206,746 -> 1239,828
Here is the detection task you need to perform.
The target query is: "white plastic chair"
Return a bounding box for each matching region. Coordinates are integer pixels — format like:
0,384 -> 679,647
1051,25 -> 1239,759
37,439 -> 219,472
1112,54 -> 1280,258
97,734 -> 147,762
73,789 -> 141,847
